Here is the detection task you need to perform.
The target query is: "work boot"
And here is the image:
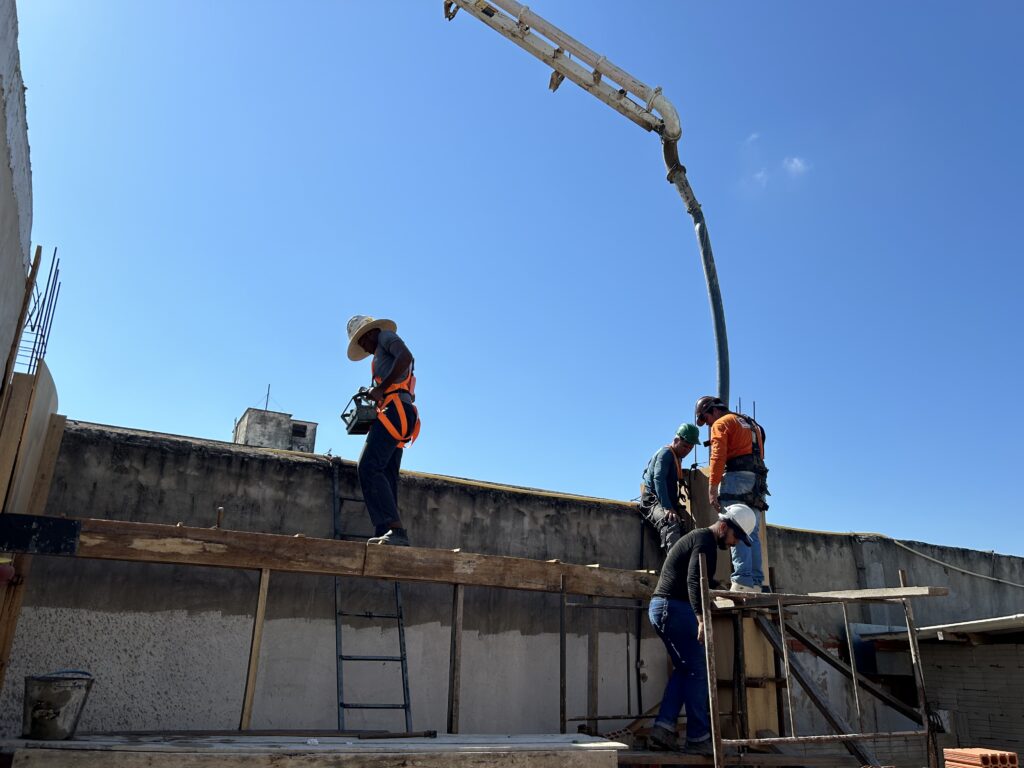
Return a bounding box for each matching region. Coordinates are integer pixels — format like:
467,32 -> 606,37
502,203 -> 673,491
684,738 -> 714,756
647,724 -> 679,751
729,582 -> 760,593
367,528 -> 410,546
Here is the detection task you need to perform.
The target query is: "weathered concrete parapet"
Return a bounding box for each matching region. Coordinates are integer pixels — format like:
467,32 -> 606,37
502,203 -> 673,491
0,0 -> 33,368
4,420 -> 1023,741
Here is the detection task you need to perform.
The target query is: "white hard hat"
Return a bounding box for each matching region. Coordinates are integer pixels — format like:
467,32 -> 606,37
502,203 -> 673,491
719,504 -> 756,546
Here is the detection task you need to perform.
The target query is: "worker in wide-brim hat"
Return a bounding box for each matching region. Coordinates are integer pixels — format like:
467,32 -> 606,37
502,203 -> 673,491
639,423 -> 700,551
345,315 -> 421,547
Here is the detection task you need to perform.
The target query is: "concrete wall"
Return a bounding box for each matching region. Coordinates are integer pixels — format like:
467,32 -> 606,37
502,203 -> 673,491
0,0 -> 31,369
3,420 -> 1024,758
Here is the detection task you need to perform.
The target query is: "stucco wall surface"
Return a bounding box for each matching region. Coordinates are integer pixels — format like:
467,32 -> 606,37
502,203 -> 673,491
0,0 -> 33,367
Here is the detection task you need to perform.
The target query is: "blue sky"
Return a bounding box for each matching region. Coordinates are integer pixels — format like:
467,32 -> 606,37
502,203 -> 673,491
16,2 -> 1024,554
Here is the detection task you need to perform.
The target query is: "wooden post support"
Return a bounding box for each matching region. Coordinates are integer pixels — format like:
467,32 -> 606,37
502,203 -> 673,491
0,554 -> 32,690
899,569 -> 937,768
446,583 -> 464,734
699,553 -> 724,768
587,594 -> 599,734
732,612 -> 749,739
559,575 -> 567,735
239,568 -> 270,730
768,567 -> 786,738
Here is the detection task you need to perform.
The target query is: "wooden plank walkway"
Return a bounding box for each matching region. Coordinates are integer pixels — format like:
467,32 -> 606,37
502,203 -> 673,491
1,733 -> 623,768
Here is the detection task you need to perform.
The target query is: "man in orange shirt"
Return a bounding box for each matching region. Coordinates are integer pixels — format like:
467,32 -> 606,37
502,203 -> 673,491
694,396 -> 769,592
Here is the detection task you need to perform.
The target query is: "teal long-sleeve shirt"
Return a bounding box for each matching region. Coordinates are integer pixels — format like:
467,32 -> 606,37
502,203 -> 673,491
642,446 -> 680,511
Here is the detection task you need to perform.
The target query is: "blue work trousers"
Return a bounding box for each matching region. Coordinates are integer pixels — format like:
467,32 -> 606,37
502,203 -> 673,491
648,597 -> 711,743
357,400 -> 416,536
730,509 -> 764,588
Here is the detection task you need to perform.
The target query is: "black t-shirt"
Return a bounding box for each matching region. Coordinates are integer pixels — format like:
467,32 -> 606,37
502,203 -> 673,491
653,528 -> 718,615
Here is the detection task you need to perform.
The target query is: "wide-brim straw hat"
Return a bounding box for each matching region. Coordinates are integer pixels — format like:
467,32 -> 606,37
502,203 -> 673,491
346,315 -> 397,361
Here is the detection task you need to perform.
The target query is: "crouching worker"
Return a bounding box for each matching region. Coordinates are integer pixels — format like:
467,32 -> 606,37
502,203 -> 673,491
647,505 -> 756,753
639,423 -> 700,551
346,315 -> 420,547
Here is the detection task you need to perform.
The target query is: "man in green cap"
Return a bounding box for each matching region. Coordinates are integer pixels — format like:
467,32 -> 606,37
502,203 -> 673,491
640,424 -> 700,550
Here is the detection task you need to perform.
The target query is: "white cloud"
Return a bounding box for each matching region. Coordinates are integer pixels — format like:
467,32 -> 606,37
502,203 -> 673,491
753,168 -> 768,188
783,156 -> 810,176
745,132 -> 760,144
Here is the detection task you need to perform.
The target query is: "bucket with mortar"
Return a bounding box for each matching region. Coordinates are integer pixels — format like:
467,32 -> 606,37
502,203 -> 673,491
22,670 -> 93,740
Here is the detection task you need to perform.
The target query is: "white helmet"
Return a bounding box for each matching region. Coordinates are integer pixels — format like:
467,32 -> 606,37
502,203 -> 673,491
719,504 -> 756,546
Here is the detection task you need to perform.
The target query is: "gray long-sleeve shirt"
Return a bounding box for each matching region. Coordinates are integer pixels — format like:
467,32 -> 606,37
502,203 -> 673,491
642,446 -> 680,511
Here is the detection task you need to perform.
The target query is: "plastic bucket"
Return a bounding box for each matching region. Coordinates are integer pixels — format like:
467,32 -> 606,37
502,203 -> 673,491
22,670 -> 93,740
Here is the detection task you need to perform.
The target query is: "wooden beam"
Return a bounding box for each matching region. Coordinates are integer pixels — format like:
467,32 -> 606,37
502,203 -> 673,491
619,751 -> 864,765
239,569 -> 270,730
446,583 -> 464,734
10,748 -> 620,768
781,621 -> 922,724
65,518 -> 656,599
587,594 -> 599,734
0,554 -> 31,691
710,586 -> 947,609
753,616 -> 879,767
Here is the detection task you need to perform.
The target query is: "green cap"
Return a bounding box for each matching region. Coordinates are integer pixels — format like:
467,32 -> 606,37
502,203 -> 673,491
676,423 -> 700,445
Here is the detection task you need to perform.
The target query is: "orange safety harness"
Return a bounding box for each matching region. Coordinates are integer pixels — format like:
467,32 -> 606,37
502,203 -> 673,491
371,360 -> 420,448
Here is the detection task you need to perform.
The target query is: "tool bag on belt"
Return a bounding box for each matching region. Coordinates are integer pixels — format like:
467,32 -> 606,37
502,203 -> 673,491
371,361 -> 420,448
719,415 -> 769,510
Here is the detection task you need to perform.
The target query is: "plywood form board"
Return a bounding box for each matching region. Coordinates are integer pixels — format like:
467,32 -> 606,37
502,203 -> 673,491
0,374 -> 33,506
4,361 -> 58,515
24,413 -> 65,517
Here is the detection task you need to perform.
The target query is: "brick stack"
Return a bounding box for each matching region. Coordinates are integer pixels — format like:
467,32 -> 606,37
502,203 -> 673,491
944,748 -> 1019,768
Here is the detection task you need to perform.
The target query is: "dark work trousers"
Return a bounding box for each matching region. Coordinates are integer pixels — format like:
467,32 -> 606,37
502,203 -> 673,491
357,399 -> 418,536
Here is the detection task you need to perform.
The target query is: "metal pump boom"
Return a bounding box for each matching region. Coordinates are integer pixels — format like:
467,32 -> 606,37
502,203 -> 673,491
444,0 -> 730,404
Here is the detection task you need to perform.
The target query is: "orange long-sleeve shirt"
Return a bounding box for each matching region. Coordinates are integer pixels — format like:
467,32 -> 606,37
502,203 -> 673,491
708,413 -> 764,486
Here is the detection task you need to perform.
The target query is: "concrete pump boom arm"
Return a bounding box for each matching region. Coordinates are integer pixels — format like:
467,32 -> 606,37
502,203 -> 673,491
444,0 -> 731,405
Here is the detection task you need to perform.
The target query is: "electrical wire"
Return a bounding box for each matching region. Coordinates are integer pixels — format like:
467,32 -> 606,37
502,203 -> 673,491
774,523 -> 1024,590
890,539 -> 1024,590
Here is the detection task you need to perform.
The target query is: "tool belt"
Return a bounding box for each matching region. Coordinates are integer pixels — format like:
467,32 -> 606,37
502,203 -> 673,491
721,453 -> 770,511
725,453 -> 768,475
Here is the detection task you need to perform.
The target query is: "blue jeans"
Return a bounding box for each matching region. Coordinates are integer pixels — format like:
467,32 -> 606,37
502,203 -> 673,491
648,597 -> 711,743
357,400 -> 416,536
730,508 -> 763,587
